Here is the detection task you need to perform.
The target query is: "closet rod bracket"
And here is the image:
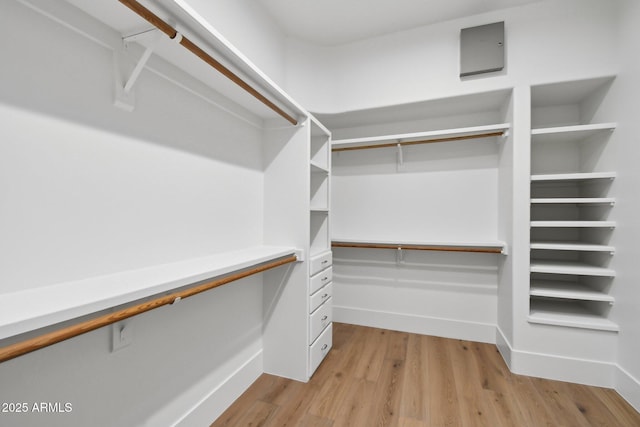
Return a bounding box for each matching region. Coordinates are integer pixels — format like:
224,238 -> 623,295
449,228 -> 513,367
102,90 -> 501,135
396,143 -> 404,169
114,29 -> 162,111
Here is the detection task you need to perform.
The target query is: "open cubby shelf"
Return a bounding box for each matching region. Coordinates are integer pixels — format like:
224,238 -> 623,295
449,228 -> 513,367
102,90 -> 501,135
528,77 -> 618,332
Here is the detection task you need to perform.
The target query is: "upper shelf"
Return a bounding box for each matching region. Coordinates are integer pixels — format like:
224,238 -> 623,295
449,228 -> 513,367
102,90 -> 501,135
531,123 -> 616,143
331,123 -> 510,152
62,0 -> 306,125
0,246 -> 299,341
332,238 -> 506,254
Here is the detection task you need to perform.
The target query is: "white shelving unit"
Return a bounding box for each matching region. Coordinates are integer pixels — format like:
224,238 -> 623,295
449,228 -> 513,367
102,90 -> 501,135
307,117 -> 333,376
529,77 -> 618,332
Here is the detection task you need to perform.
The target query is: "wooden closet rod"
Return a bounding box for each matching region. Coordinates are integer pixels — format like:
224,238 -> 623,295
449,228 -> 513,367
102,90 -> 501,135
0,254 -> 297,364
118,0 -> 298,126
332,242 -> 502,254
332,131 -> 505,152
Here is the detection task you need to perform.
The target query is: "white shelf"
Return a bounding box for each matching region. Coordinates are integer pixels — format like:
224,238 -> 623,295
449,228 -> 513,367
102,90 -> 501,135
530,260 -> 615,277
310,161 -> 330,174
530,280 -> 614,302
332,237 -> 506,254
528,299 -> 618,332
531,123 -> 616,143
531,197 -> 615,205
531,221 -> 615,228
0,246 -> 299,340
310,207 -> 330,213
530,242 -> 615,253
531,172 -> 616,182
65,1 -> 306,123
331,123 -> 510,150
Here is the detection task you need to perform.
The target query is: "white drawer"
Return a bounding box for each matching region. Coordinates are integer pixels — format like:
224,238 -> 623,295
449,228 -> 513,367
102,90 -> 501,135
309,323 -> 332,376
309,282 -> 332,314
309,298 -> 332,343
310,267 -> 332,295
310,251 -> 332,276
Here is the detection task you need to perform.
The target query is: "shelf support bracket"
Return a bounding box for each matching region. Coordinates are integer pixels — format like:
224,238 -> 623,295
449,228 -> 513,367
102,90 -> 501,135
396,142 -> 404,171
114,29 -> 162,111
396,247 -> 405,264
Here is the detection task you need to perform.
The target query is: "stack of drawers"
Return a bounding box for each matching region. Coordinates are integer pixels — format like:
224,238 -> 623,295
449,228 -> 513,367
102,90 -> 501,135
308,251 -> 333,375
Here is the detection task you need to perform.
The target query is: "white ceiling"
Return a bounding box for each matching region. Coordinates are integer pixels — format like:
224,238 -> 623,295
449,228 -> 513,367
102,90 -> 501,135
257,0 -> 542,45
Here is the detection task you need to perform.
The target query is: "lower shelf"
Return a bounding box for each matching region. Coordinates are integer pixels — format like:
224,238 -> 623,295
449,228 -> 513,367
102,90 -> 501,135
528,299 -> 618,332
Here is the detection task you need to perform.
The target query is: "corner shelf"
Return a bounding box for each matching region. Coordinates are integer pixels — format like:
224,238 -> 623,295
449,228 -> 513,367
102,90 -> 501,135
528,299 -> 619,332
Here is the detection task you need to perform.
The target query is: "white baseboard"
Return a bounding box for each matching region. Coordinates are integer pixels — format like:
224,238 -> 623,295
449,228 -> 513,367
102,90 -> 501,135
142,342 -> 263,427
501,337 -> 616,388
495,326 -> 512,368
615,365 -> 640,413
333,305 -> 496,344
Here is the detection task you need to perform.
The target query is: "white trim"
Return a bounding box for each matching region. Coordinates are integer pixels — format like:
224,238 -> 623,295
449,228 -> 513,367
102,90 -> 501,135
495,326 -> 513,368
141,345 -> 263,426
615,365 -> 640,413
510,347 -> 616,388
333,305 -> 496,344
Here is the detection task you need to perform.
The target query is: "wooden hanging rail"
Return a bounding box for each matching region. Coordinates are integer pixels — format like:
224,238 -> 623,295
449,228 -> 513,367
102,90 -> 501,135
331,123 -> 510,152
117,0 -> 298,126
332,241 -> 504,254
0,254 -> 296,364
332,131 -> 504,152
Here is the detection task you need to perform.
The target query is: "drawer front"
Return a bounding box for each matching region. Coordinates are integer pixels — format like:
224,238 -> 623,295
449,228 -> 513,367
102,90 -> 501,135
310,267 -> 332,295
309,282 -> 333,314
310,251 -> 332,276
309,323 -> 332,375
309,298 -> 332,343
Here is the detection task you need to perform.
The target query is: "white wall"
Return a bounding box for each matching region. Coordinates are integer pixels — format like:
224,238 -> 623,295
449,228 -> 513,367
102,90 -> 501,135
0,1 -> 268,425
608,0 -> 640,408
285,0 -> 619,113
181,0 -> 288,87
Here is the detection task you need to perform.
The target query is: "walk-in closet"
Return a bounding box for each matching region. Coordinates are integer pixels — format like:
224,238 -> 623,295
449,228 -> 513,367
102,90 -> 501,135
1,0 -> 639,426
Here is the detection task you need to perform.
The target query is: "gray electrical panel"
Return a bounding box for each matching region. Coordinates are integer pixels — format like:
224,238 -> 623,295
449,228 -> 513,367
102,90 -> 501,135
460,21 -> 504,77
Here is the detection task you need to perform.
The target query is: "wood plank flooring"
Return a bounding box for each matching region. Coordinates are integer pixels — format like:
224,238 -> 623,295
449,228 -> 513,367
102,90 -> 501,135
210,323 -> 640,427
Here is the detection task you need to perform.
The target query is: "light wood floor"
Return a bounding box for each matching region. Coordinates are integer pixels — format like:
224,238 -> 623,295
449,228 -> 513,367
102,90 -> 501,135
211,323 -> 640,427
